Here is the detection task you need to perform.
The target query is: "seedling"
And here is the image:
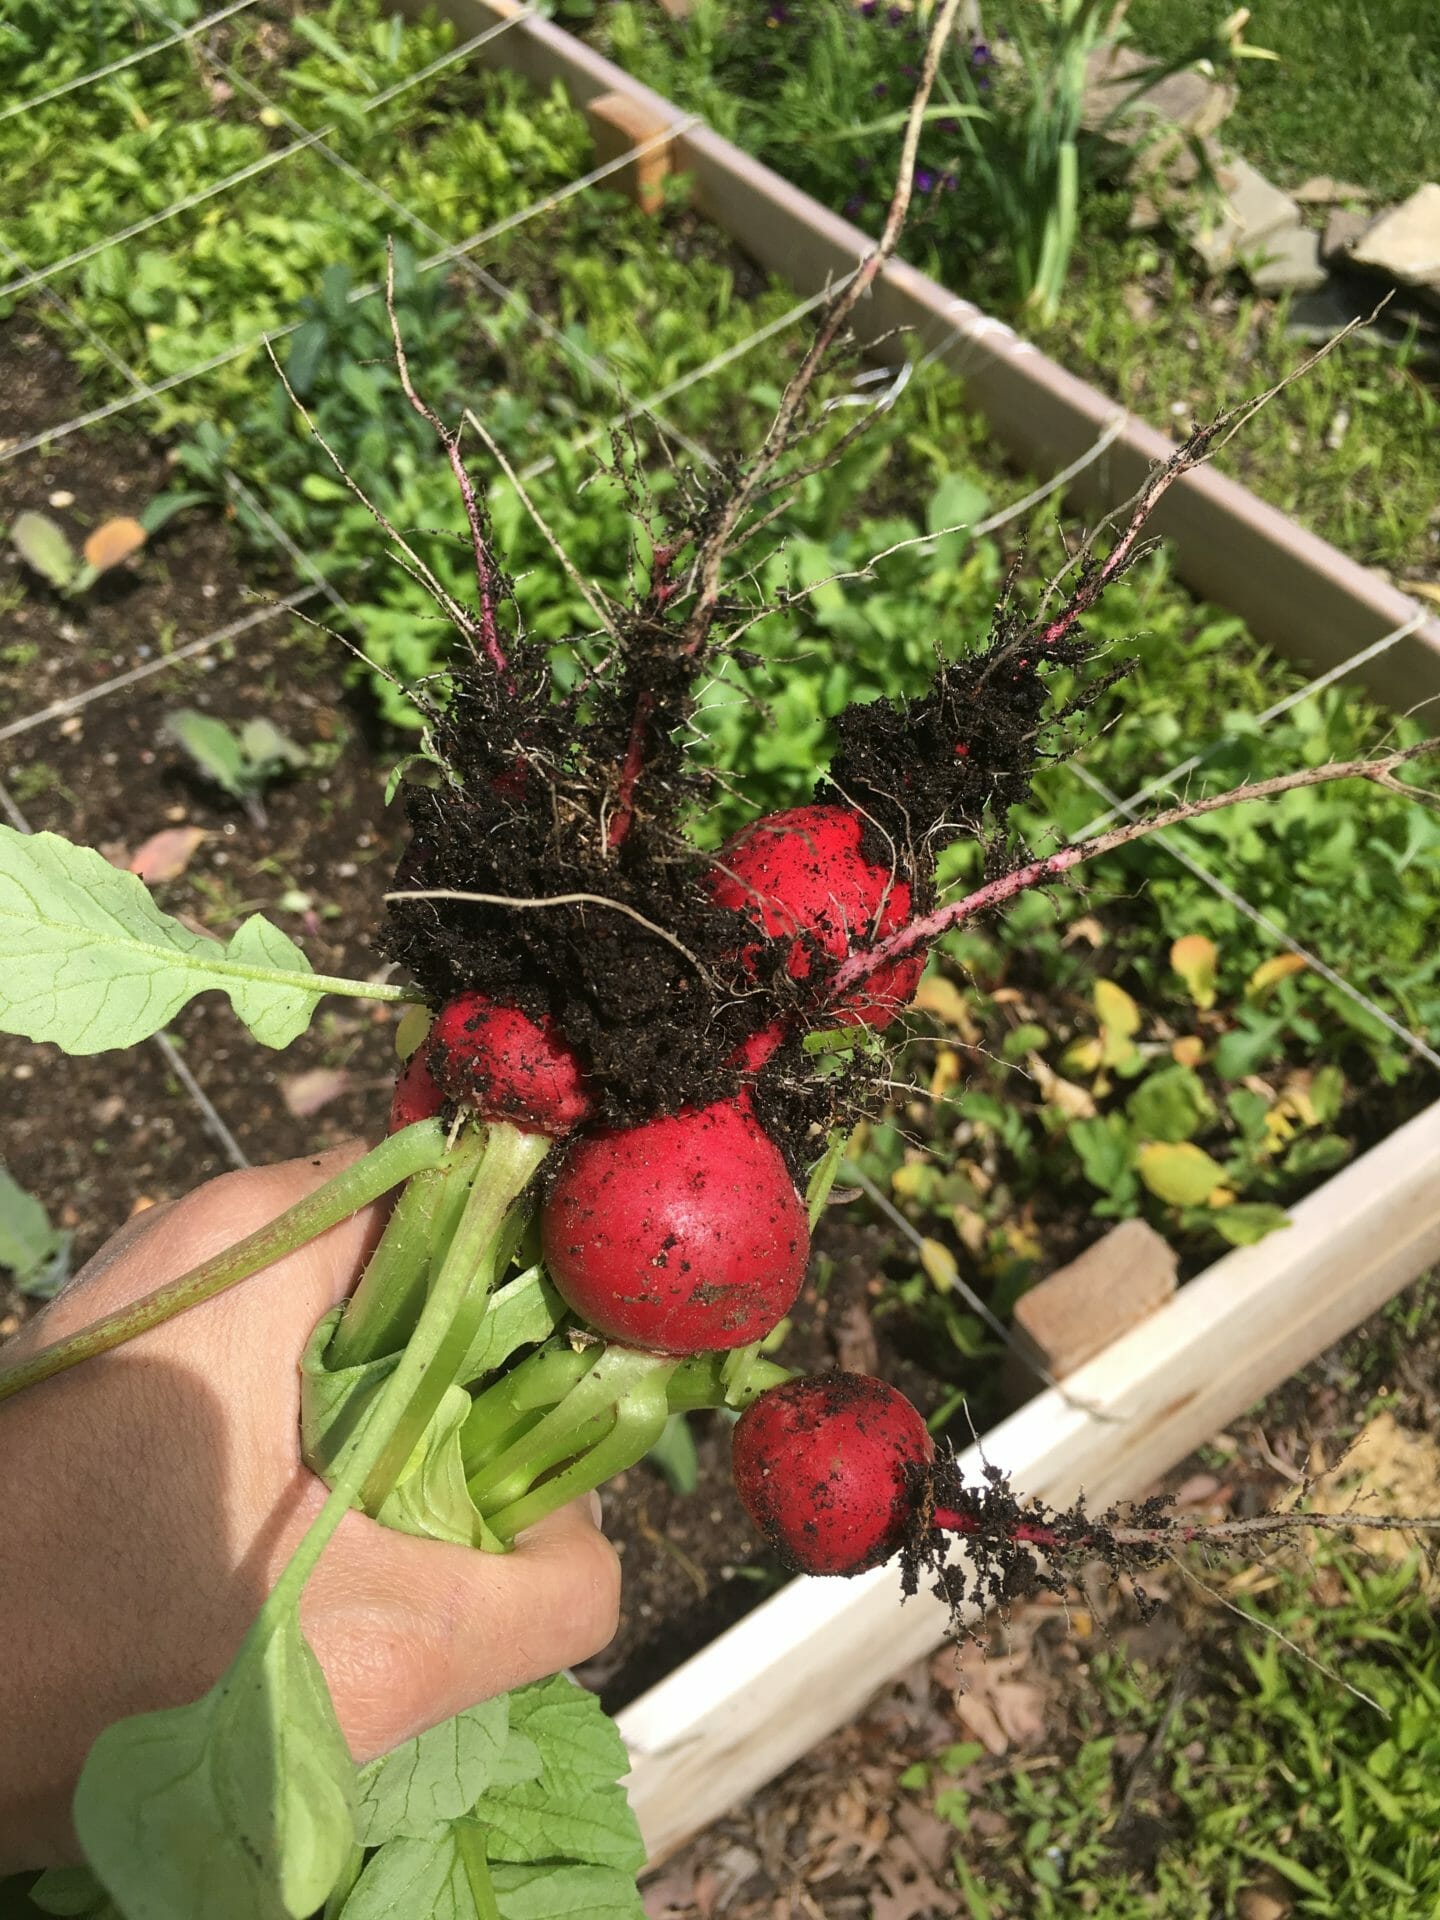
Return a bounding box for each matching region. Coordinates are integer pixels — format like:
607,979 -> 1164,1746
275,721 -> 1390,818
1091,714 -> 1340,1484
164,709 -> 312,828
0,1164 -> 71,1301
7,492 -> 206,597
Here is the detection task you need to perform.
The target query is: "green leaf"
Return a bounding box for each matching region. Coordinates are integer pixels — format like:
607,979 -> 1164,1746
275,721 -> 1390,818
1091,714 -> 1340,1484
74,1602 -> 356,1920
645,1411 -> 700,1495
239,718 -> 310,773
1068,1114 -> 1136,1197
1208,1202 -> 1291,1247
474,1678 -> 645,1874
138,491 -> 212,536
1136,1141 -> 1228,1206
0,1163 -> 69,1295
166,710 -> 250,800
457,1266 -> 566,1386
356,1701 -> 511,1847
24,1867 -> 117,1916
9,511 -> 81,592
0,827 -> 402,1054
339,1830 -> 484,1920
1125,1066 -> 1212,1144
490,1863 -> 645,1920
300,1313 -> 501,1551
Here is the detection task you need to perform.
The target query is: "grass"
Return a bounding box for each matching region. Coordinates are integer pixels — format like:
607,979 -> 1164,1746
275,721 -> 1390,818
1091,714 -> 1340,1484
911,1549 -> 1440,1916
1125,0 -> 1440,197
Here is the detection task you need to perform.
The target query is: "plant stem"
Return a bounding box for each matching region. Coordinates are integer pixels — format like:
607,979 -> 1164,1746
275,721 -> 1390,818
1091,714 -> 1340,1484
459,1344 -> 595,1475
484,1359 -> 678,1542
456,1821 -> 503,1920
835,740 -> 1440,992
358,1124 -> 550,1513
326,1132 -> 486,1371
668,1349 -> 790,1411
467,1345 -> 677,1515
0,1121 -> 447,1407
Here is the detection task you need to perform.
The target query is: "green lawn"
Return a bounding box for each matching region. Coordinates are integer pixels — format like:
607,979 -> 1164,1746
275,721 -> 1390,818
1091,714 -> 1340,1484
1125,0 -> 1440,196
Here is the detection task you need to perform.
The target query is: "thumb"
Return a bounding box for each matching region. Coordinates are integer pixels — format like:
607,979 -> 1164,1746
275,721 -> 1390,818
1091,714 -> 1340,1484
302,1496 -> 621,1763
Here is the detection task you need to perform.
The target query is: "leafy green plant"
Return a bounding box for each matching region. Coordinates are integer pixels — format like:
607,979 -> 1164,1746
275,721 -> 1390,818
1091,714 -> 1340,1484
164,710 -> 312,828
0,1163 -> 71,1300
6,494 -> 203,597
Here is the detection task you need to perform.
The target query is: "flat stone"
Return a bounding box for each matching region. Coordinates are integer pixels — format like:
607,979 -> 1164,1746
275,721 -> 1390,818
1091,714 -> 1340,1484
1006,1218 -> 1177,1391
1283,278 -> 1440,357
1246,223 -> 1327,294
1322,207 -> 1372,262
1293,175 -> 1375,206
1350,182 -> 1440,289
1082,41 -> 1234,141
1188,153 -> 1298,272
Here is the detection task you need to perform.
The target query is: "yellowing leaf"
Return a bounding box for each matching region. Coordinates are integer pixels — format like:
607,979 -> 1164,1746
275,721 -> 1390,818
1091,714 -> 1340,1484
913,975 -> 979,1042
1060,1035 -> 1104,1076
1136,1140 -> 1229,1206
1170,934 -> 1218,1009
1247,952 -> 1308,998
891,1161 -> 930,1200
1094,979 -> 1141,1036
929,1046 -> 963,1100
83,516 -> 147,574
919,1237 -> 957,1292
1171,1036 -> 1205,1068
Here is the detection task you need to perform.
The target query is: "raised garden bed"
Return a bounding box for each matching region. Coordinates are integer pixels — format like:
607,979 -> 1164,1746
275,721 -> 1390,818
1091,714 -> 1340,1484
3,0 -> 1440,1894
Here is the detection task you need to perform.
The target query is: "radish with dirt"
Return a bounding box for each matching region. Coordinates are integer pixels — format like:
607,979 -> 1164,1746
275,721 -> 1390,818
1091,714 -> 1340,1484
1,3 -> 1438,1911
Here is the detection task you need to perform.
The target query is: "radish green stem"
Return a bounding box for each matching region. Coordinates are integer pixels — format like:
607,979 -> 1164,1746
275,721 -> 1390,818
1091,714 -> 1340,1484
326,1141 -> 480,1371
359,1123 -> 550,1513
0,1120 -> 447,1406
459,1344 -> 594,1474
468,1346 -> 677,1514
485,1360 -> 677,1541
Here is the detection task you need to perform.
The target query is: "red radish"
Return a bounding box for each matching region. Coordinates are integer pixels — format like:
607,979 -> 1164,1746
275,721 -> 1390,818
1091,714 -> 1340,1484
388,1040 -> 446,1133
540,1098 -> 809,1354
707,803 -> 925,1028
726,1019 -> 788,1074
428,992 -> 591,1136
732,1373 -> 933,1575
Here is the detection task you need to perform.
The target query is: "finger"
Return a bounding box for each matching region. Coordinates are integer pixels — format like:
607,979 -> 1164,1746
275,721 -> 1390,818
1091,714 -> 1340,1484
301,1498 -> 621,1761
31,1142 -> 384,1347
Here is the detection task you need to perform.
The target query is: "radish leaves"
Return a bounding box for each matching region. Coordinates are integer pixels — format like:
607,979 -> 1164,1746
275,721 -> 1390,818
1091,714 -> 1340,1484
0,827 -> 417,1053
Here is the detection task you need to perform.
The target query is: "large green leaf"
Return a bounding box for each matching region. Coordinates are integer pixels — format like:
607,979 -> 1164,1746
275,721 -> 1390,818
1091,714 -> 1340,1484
0,827 -> 408,1053
356,1702 -> 514,1847
300,1314 -> 501,1551
73,1605 -> 357,1920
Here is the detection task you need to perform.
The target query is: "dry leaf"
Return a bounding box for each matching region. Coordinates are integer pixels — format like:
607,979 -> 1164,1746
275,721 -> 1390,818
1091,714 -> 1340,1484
1247,952 -> 1308,998
1304,1412 -> 1440,1579
1062,914 -> 1106,948
128,825 -> 207,884
1171,1035 -> 1206,1068
280,1067 -> 351,1118
928,1046 -> 962,1101
83,515 -> 147,573
1027,1050 -> 1096,1120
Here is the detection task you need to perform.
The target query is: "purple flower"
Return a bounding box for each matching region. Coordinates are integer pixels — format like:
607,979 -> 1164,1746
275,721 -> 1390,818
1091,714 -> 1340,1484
971,39 -> 990,65
914,166 -> 937,193
941,170 -> 958,191
765,1 -> 790,23
977,73 -> 990,91
886,5 -> 904,24
939,115 -> 960,134
871,80 -> 888,97
859,0 -> 877,14
843,193 -> 866,219
899,60 -> 917,79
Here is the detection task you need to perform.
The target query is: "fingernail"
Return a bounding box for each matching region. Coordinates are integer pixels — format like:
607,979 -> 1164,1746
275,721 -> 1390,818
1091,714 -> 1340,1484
588,1490 -> 603,1526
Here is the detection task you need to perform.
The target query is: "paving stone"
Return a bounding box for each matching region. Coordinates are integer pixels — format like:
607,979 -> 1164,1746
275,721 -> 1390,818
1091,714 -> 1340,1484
1294,175 -> 1375,206
1188,153 -> 1299,272
1246,223 -> 1327,294
1007,1218 -> 1178,1390
1082,42 -> 1234,140
1350,182 -> 1440,290
1322,207 -> 1372,262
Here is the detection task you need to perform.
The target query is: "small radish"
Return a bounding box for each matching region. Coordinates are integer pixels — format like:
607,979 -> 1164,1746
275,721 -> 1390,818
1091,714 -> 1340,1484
540,1098 -> 809,1353
726,1018 -> 788,1074
388,1040 -> 446,1134
731,1373 -> 933,1574
429,992 -> 591,1136
707,803 -> 925,1028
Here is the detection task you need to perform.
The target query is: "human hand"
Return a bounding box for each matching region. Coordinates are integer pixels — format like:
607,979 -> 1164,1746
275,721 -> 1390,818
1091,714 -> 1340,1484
0,1145 -> 620,1872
